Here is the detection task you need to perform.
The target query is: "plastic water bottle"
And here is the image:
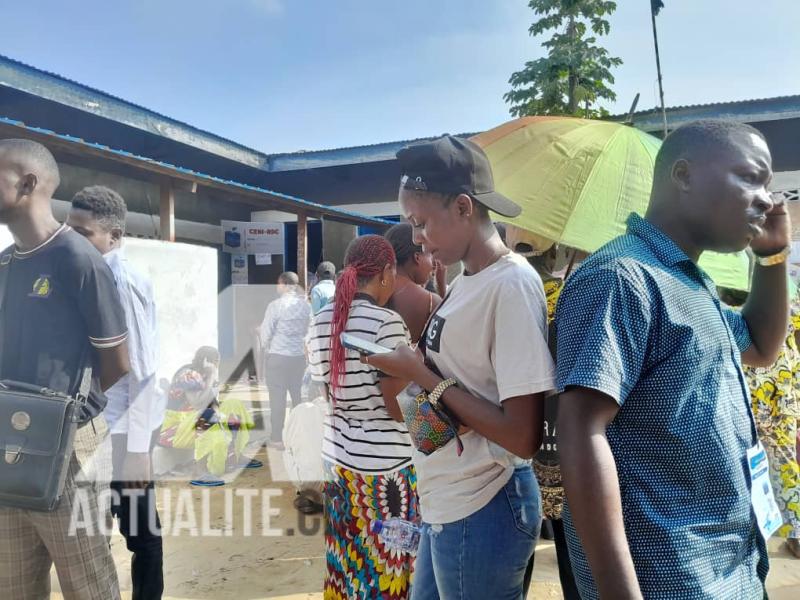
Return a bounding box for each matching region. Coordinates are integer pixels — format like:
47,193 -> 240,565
371,518 -> 420,552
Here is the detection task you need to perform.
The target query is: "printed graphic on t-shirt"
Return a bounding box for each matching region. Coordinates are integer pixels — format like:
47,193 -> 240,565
29,275 -> 52,298
426,314 -> 445,353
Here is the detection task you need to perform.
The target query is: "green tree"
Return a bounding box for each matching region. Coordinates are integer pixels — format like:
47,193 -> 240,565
504,0 -> 623,118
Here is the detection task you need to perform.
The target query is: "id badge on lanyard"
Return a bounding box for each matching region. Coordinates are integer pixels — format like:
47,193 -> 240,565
746,441 -> 783,540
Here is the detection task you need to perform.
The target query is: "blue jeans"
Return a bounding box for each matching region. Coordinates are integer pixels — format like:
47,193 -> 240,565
411,465 -> 541,600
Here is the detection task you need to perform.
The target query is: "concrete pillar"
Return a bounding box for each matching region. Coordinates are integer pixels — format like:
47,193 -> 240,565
160,180 -> 175,242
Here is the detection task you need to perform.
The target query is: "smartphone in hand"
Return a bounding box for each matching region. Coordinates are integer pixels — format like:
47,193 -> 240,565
340,333 -> 392,356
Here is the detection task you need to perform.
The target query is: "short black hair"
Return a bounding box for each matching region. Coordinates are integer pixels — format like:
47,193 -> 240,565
278,271 -> 299,286
0,138 -> 61,189
71,185 -> 127,233
385,223 -> 422,266
653,120 -> 767,184
191,346 -> 220,371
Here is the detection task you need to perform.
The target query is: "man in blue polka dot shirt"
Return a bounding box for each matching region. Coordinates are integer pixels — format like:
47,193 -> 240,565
556,120 -> 791,600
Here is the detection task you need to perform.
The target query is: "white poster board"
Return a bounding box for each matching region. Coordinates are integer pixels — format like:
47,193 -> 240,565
222,220 -> 284,255
231,254 -> 249,284
124,238 -> 218,384
0,225 -> 13,250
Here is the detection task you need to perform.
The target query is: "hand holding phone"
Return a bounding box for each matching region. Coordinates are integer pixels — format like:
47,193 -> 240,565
340,333 -> 392,356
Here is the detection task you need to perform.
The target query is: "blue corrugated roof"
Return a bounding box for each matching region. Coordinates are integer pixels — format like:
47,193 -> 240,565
0,53 -> 272,168
263,132 -> 478,172
3,53 -> 797,174
0,53 -> 474,172
0,115 -> 392,227
612,94 -> 800,131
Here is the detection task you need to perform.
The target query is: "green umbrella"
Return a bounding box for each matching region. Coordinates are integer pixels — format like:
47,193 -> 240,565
472,116 -> 751,290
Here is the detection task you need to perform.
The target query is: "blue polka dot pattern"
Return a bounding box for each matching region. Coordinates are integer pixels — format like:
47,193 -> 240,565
555,214 -> 768,600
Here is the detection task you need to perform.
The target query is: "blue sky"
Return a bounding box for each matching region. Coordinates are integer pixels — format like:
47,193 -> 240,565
2,0 -> 799,154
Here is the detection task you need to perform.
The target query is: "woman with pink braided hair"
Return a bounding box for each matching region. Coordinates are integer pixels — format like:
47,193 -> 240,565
306,234 -> 417,599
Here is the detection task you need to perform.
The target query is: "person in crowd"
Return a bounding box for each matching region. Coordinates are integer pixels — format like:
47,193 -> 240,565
67,185 -> 164,599
505,229 -> 580,600
556,120 -> 791,599
306,234 -> 416,600
385,222 -> 442,343
732,284 -> 800,559
310,261 -> 336,314
159,346 -> 250,485
0,139 -> 130,599
494,221 -> 507,245
259,271 -> 311,450
368,136 -> 554,599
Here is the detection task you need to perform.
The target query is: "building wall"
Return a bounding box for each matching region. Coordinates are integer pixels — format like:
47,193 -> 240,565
322,220 -> 359,270
56,159 -> 254,227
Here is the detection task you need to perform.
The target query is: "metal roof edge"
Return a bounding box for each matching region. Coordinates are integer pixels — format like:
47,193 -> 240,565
610,94 -> 800,130
0,115 -> 391,228
0,54 -> 271,169
264,131 -> 479,172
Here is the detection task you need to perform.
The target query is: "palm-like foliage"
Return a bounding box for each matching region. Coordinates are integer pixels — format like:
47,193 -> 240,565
505,0 -> 622,118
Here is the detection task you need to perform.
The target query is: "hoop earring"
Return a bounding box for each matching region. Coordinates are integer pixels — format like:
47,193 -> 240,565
381,280 -> 387,286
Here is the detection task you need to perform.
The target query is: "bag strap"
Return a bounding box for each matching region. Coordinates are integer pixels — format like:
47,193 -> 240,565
0,250 -> 13,374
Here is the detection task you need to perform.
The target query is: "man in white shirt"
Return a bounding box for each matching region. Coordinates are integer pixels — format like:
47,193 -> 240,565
68,186 -> 164,600
309,261 -> 336,314
258,272 -> 311,449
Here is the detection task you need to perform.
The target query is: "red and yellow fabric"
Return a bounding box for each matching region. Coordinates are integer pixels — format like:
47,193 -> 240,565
323,462 -> 418,599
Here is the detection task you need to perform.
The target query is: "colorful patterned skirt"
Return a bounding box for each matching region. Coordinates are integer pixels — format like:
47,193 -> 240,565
747,304 -> 800,540
323,461 -> 418,599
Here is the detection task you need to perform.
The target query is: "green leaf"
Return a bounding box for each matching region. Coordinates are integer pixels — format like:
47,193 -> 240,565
506,0 -> 622,117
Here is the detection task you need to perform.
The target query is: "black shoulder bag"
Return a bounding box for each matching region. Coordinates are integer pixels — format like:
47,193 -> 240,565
0,251 -> 92,511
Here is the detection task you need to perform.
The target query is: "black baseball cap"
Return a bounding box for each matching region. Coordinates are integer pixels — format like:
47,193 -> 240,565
396,135 -> 521,218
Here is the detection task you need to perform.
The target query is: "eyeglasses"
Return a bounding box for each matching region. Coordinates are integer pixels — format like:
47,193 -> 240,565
400,174 -> 428,192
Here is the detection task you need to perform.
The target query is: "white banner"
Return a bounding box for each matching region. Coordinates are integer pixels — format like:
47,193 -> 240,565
222,220 -> 284,255
245,223 -> 284,255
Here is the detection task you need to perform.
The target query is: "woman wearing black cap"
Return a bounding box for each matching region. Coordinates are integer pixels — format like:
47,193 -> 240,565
368,136 -> 555,599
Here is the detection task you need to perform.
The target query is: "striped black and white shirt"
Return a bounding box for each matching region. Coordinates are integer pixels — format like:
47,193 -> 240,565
307,294 -> 413,474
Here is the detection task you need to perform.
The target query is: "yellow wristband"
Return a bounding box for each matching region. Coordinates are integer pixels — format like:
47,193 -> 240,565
755,246 -> 791,267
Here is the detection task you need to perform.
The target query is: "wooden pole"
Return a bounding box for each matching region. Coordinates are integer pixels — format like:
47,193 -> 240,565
159,180 -> 175,242
297,212 -> 307,290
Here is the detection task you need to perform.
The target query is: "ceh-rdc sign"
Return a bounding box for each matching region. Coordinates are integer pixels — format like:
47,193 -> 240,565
222,220 -> 285,255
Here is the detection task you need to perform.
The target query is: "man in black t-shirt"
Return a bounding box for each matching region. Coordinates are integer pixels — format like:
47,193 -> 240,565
0,139 -> 130,600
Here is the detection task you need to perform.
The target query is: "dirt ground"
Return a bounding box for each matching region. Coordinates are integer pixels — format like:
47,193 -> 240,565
48,381 -> 800,600
47,442 -> 800,600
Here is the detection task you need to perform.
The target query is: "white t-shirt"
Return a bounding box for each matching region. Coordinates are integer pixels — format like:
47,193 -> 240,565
416,252 -> 555,524
307,296 -> 413,474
